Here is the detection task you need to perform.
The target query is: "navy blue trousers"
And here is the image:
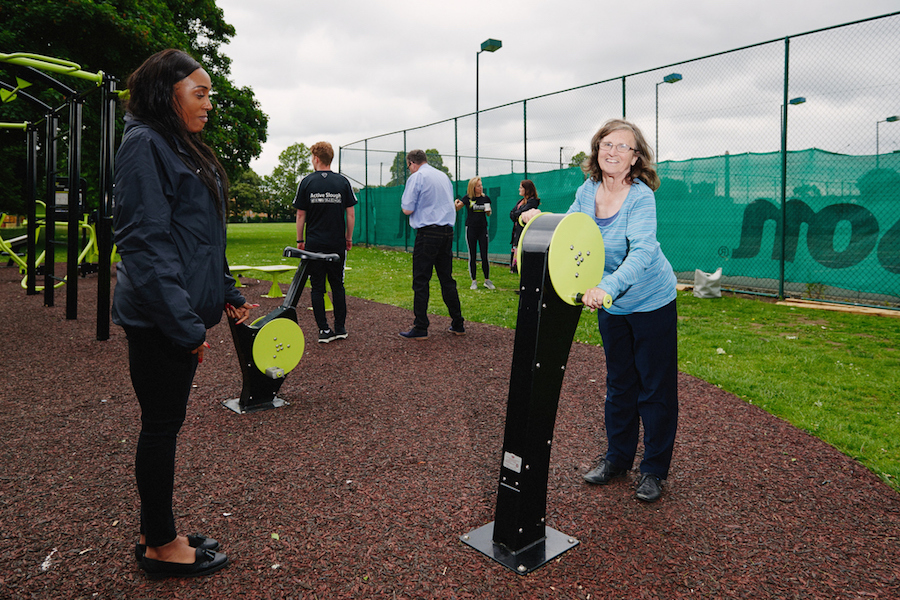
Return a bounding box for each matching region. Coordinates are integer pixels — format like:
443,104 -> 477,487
124,326 -> 198,547
597,300 -> 678,479
411,225 -> 463,331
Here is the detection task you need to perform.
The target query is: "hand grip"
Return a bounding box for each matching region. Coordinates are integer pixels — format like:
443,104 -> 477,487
574,292 -> 612,308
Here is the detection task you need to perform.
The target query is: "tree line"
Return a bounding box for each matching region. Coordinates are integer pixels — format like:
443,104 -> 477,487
0,0 -> 266,218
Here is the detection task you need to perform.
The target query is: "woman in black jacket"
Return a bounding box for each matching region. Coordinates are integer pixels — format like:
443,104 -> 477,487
509,179 -> 540,273
113,49 -> 253,579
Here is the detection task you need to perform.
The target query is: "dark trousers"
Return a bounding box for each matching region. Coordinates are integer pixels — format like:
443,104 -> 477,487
308,248 -> 347,331
597,300 -> 678,479
411,225 -> 463,331
465,225 -> 490,280
124,326 -> 198,547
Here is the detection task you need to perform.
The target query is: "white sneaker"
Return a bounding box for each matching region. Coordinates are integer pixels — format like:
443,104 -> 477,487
470,280 -> 477,290
484,279 -> 495,290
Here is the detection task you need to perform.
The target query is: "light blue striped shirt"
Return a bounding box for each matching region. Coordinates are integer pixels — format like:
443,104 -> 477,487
400,164 -> 456,229
566,178 -> 677,315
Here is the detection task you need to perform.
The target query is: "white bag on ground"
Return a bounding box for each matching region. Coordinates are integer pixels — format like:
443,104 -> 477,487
693,267 -> 722,299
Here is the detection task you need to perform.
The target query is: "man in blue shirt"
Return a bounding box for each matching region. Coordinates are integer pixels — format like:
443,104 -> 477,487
399,149 -> 465,339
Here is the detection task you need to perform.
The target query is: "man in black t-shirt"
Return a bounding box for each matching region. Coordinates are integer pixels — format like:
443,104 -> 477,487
293,141 -> 357,343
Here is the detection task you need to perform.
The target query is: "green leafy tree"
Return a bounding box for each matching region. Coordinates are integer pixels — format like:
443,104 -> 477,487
425,149 -> 452,179
229,169 -> 264,221
0,0 -> 267,214
387,152 -> 407,187
261,143 -> 311,221
386,148 -> 452,187
568,151 -> 588,169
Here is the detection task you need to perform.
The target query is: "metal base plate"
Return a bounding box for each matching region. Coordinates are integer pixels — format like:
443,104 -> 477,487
222,397 -> 288,415
460,522 -> 579,575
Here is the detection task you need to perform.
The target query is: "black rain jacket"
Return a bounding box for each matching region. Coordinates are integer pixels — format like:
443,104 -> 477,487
112,116 -> 244,349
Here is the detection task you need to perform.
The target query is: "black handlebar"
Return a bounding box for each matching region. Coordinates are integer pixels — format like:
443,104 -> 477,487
282,246 -> 341,262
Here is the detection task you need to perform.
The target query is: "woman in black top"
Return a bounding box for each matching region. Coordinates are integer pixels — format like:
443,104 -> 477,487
509,179 -> 540,273
455,176 -> 495,289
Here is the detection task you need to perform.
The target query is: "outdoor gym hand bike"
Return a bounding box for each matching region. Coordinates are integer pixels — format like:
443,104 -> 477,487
462,211 -> 606,574
223,246 -> 340,415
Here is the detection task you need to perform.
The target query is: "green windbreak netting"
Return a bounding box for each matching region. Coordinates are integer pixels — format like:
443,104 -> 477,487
351,149 -> 899,303
352,168 -> 589,262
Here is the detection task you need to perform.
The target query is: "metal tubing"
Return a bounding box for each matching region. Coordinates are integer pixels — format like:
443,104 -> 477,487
523,100 -> 528,179
43,113 -> 58,306
66,98 -> 83,320
25,124 -> 38,295
96,76 -> 117,340
779,37 -> 790,299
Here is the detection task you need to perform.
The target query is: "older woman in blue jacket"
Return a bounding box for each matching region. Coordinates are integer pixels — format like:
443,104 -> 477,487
521,119 -> 677,503
113,49 -> 252,578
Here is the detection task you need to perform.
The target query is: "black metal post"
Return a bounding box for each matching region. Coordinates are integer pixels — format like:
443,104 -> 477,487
43,112 -> 58,306
96,75 -> 117,340
462,213 -> 584,574
66,97 -> 83,320
25,124 -> 38,295
779,37 -> 790,299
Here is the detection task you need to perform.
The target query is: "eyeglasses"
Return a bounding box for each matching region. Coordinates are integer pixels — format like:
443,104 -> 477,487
598,141 -> 637,154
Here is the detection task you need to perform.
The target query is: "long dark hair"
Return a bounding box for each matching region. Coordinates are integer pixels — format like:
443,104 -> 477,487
520,179 -> 539,202
583,119 -> 660,191
126,49 -> 228,214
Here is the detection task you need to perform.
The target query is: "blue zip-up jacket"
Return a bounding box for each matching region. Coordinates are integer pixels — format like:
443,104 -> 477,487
112,116 -> 245,349
566,178 -> 676,315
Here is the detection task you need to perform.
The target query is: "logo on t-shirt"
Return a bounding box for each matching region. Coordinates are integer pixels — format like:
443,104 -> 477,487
310,192 -> 343,204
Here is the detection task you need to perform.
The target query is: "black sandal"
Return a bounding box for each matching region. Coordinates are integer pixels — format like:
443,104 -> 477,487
134,533 -> 220,562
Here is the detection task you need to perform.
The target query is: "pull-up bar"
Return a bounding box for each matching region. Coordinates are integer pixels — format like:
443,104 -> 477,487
0,52 -> 104,84
1,50 -> 117,341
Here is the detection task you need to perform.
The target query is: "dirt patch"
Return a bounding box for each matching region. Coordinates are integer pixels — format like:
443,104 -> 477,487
1,265 -> 898,599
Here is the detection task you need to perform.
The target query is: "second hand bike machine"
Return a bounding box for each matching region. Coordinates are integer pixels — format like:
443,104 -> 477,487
224,246 -> 339,415
461,211 -> 607,574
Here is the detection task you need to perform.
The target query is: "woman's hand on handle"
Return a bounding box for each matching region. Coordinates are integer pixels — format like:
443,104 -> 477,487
226,302 -> 256,325
580,287 -> 610,311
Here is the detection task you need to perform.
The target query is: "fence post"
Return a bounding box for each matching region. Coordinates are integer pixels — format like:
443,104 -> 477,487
779,36 -> 790,299
523,100 -> 528,179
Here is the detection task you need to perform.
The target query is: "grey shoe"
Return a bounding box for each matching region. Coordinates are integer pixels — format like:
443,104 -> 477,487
470,280 -> 478,290
583,458 -> 628,484
635,472 -> 663,502
484,279 -> 495,290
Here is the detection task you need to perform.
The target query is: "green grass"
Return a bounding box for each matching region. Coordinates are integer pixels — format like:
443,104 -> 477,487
228,223 -> 900,491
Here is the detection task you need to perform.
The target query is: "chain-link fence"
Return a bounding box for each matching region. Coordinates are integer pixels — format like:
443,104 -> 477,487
339,12 -> 900,307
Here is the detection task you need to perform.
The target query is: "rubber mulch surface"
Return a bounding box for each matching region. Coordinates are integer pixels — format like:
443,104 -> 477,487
1,264 -> 898,599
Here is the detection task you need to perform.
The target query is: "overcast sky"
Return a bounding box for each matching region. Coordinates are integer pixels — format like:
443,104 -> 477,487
215,0 -> 900,178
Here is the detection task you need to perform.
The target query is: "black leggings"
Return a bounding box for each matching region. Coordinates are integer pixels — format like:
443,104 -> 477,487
125,326 -> 198,547
466,225 -> 490,280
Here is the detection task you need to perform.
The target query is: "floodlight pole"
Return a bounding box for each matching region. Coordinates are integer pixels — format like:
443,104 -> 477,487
655,73 -> 682,162
476,38 -> 502,176
876,116 -> 899,169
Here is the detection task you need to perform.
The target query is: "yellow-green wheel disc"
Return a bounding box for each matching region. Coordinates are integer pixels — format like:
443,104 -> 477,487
547,212 -> 605,305
251,318 -> 305,375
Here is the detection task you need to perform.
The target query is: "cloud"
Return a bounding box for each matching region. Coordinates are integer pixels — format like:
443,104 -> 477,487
216,0 -> 900,177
